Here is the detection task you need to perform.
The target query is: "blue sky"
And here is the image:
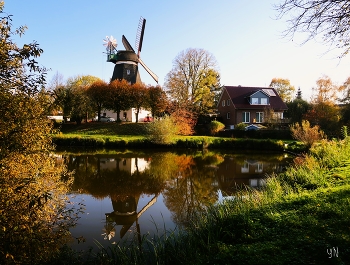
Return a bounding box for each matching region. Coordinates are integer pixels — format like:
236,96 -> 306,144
5,0 -> 350,101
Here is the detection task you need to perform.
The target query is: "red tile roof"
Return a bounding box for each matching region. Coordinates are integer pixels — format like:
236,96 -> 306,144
224,86 -> 288,110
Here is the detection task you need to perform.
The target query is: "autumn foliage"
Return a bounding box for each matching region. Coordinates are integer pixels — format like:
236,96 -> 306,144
1,4 -> 77,264
290,120 -> 325,148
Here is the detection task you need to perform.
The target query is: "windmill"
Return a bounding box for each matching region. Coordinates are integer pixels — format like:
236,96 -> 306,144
104,17 -> 158,84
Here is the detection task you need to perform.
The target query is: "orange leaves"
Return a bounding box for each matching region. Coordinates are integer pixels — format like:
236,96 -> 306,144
170,107 -> 196,136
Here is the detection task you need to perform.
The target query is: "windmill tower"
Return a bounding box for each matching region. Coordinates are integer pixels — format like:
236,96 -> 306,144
104,17 -> 158,84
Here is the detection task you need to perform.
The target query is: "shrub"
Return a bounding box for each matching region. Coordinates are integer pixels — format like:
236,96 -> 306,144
145,116 -> 177,144
235,122 -> 248,130
290,120 -> 325,148
209,120 -> 225,135
170,108 -> 196,135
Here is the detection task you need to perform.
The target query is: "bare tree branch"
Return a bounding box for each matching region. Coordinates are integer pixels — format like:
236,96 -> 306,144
275,0 -> 350,58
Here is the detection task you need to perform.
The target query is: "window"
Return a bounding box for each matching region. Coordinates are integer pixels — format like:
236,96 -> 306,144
251,97 -> 259,104
273,112 -> 283,119
242,112 -> 250,123
226,112 -> 230,119
256,112 -> 263,123
222,100 -> 225,107
250,97 -> 268,105
261,98 -> 268,105
241,161 -> 249,173
227,99 -> 230,106
255,163 -> 263,173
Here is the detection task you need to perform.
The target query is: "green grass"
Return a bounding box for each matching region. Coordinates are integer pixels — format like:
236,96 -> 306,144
53,123 -> 300,152
58,122 -> 149,136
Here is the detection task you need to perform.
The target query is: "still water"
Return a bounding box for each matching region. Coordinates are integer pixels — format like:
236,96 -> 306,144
59,149 -> 293,251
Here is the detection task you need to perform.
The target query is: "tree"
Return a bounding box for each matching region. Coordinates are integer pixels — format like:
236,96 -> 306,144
130,82 -> 148,123
339,76 -> 350,125
107,79 -> 132,122
0,3 -> 77,263
304,76 -> 341,135
275,1 -> 350,58
164,48 -> 221,114
286,98 -> 311,124
311,75 -> 339,104
147,85 -> 168,118
269,78 -> 296,102
52,75 -> 100,123
66,75 -> 100,123
52,83 -> 75,122
45,72 -> 65,115
339,76 -> 350,104
86,80 -> 109,122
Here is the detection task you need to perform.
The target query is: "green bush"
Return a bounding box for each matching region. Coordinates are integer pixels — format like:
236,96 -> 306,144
209,120 -> 225,135
145,116 -> 177,144
235,122 -> 248,130
290,120 -> 325,148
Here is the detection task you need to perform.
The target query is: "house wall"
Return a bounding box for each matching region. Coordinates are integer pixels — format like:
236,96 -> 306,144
101,108 -> 152,122
235,109 -> 285,124
236,109 -> 265,124
217,89 -> 237,127
99,157 -> 150,174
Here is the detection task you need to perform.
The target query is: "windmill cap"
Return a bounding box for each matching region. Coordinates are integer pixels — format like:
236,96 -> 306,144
116,50 -> 139,63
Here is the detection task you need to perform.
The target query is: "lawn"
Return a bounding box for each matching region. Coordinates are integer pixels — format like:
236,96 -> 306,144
54,122 -> 303,152
58,122 -> 149,136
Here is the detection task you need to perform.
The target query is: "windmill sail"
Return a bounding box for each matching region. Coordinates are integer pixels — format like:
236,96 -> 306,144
122,35 -> 135,52
135,17 -> 146,57
138,58 -> 158,83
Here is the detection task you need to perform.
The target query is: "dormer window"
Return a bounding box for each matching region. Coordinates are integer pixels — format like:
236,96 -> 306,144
249,91 -> 269,105
251,98 -> 259,104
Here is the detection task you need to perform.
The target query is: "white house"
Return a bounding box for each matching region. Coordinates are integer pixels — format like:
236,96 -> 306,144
101,108 -> 152,122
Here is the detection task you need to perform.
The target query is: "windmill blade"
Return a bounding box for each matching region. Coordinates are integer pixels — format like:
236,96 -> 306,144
136,195 -> 157,219
109,36 -> 117,49
135,17 -> 146,57
138,58 -> 158,83
122,35 -> 135,52
103,35 -> 117,52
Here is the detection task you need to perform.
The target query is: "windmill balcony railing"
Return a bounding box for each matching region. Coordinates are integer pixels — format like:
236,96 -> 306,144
107,54 -> 118,63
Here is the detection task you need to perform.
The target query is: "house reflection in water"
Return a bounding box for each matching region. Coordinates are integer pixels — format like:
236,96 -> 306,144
99,157 -> 150,174
216,155 -> 286,196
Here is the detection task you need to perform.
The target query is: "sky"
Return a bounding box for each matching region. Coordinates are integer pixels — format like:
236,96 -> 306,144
4,0 -> 350,101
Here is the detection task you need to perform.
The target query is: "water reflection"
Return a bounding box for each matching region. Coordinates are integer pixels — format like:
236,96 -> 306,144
62,150 -> 292,249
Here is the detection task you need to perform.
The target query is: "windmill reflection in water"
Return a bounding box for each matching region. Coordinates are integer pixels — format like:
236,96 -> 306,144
103,193 -> 158,246
96,156 -> 161,246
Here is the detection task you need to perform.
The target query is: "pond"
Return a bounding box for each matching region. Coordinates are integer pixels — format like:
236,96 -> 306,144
59,149 -> 293,251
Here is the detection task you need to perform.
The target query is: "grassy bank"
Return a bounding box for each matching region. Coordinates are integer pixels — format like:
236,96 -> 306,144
46,135 -> 350,264
53,122 -> 304,152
